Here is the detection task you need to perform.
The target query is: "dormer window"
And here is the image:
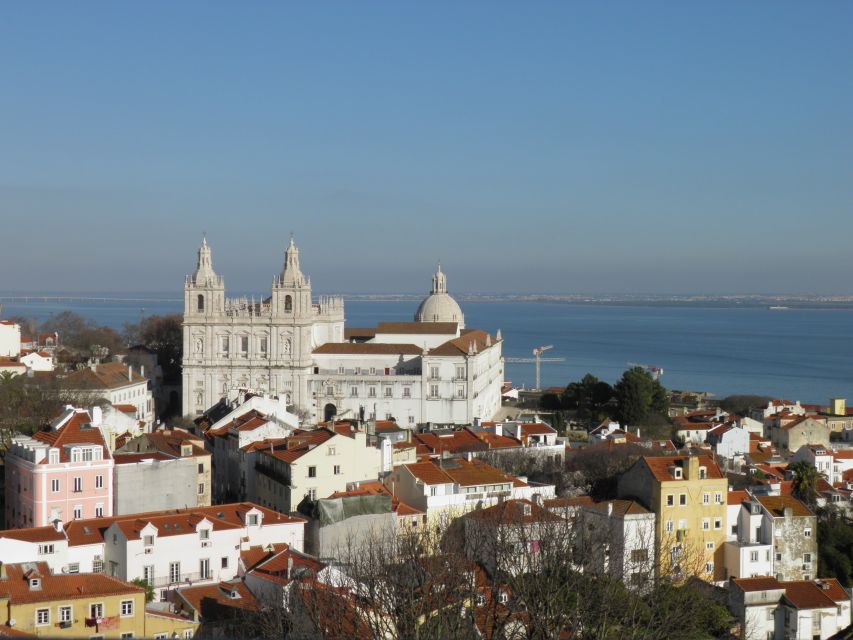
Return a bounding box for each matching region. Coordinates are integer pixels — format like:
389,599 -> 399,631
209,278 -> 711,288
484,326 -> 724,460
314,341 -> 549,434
143,534 -> 154,547
699,467 -> 707,479
29,578 -> 41,590
48,450 -> 59,465
181,445 -> 193,457
230,589 -> 240,599
199,529 -> 209,540
673,467 -> 683,479
246,514 -> 259,526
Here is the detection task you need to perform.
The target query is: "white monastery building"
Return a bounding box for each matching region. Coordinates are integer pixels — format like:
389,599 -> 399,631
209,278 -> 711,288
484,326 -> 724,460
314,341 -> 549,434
182,237 -> 504,425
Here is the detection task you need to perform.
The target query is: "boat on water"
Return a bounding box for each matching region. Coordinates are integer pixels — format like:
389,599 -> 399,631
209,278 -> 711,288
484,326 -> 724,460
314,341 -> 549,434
768,306 -> 790,310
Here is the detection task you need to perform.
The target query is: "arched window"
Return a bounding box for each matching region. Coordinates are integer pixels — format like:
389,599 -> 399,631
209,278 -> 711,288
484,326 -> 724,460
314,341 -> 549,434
197,294 -> 205,312
285,295 -> 293,312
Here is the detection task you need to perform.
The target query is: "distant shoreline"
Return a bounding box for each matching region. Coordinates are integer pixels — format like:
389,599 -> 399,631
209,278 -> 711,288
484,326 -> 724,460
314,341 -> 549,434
3,292 -> 853,311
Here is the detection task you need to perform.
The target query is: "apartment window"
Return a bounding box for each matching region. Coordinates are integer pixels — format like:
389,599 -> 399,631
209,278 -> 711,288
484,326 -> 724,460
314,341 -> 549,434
198,483 -> 205,495
58,606 -> 71,622
803,553 -> 812,564
200,558 -> 210,580
430,486 -> 438,497
143,565 -> 154,586
93,557 -> 104,573
120,599 -> 134,617
73,505 -> 82,519
403,387 -> 411,398
334,465 -> 341,475
408,415 -> 415,424
337,366 -> 345,375
666,495 -> 674,507
307,489 -> 317,501
51,479 -> 60,493
95,504 -> 104,517
350,386 -> 358,397
429,384 -> 439,398
308,466 -> 317,478
36,608 -> 49,626
246,514 -> 258,526
456,366 -> 465,379
121,634 -> 134,639
804,528 -> 812,538
702,493 -> 709,505
90,603 -> 104,618
776,553 -> 782,562
714,518 -> 722,530
705,562 -> 714,574
169,562 -> 181,583
384,387 -> 392,397
221,557 -> 229,569
184,630 -> 194,640
714,492 -> 723,504
430,366 -> 440,380
665,520 -> 674,533
630,549 -> 648,563
199,529 -> 210,541
679,494 -> 687,506
699,467 -> 707,479
96,475 -> 104,489
456,386 -> 465,398
750,550 -> 759,562
143,534 -> 154,547
706,542 -> 715,550
68,563 -> 80,574
368,387 -> 376,398
73,477 -> 82,492
702,518 -> 710,531
38,543 -> 54,555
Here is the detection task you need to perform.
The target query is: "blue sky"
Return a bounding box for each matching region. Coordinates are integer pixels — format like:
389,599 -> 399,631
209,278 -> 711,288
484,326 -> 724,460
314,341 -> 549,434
1,2 -> 851,294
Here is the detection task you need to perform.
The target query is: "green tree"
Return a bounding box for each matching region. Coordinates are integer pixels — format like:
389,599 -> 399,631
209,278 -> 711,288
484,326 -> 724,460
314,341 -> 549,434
790,460 -> 819,507
130,577 -> 155,603
123,314 -> 183,383
563,373 -> 614,430
614,367 -> 668,425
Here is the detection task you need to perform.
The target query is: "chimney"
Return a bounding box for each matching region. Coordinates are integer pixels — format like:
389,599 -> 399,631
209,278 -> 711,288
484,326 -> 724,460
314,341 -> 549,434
606,502 -> 613,517
636,427 -> 641,439
287,556 -> 294,579
515,424 -> 522,441
91,406 -> 103,427
685,456 -> 700,481
127,365 -> 132,381
783,507 -> 793,518
52,519 -> 64,533
140,365 -> 145,379
495,422 -> 503,437
532,493 -> 543,507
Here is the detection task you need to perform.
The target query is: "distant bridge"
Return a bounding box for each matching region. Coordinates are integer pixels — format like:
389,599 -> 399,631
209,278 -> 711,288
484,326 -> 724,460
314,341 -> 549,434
0,296 -> 182,303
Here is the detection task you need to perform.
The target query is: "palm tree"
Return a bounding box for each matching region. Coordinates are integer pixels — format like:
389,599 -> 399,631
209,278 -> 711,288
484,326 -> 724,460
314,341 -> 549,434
790,460 -> 819,507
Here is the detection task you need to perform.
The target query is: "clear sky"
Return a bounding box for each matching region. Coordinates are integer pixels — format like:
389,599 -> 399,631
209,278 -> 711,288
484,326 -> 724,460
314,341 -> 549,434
1,2 -> 851,295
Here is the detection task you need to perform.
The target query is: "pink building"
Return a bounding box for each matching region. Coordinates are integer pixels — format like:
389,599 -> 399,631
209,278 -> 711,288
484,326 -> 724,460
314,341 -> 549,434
5,408 -> 114,528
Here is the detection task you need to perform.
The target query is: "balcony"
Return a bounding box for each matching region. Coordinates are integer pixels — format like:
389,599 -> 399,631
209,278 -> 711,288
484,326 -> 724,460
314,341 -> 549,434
151,571 -> 207,589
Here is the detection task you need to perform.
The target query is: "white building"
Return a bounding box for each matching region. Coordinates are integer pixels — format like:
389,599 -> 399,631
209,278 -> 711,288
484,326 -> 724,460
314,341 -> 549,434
724,499 -> 774,580
729,576 -> 851,640
182,237 -> 503,426
580,499 -> 656,590
63,361 -> 154,428
707,423 -> 750,460
0,320 -> 21,357
791,444 -> 853,486
19,350 -> 54,372
0,503 -> 304,600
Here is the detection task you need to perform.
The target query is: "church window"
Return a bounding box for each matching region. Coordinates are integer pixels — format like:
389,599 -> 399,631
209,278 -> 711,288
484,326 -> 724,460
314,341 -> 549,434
285,295 -> 293,312
240,336 -> 249,355
197,295 -> 204,312
259,337 -> 267,356
220,336 -> 229,354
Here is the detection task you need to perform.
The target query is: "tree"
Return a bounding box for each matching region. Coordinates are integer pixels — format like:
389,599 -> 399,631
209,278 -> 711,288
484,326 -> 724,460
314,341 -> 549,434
614,368 -> 668,426
123,314 -> 183,383
563,374 -> 614,430
130,577 -> 155,603
789,461 -> 819,508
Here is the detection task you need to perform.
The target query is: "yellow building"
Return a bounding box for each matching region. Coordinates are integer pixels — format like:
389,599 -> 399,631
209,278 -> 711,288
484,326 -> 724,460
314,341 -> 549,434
617,455 -> 728,582
0,562 -> 198,639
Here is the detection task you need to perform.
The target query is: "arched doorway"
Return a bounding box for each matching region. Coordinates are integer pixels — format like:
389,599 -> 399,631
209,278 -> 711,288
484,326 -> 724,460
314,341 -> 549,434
324,403 -> 337,422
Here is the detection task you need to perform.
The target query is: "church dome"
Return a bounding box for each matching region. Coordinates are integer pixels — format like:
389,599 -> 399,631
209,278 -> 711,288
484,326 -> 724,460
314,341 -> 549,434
414,265 -> 465,328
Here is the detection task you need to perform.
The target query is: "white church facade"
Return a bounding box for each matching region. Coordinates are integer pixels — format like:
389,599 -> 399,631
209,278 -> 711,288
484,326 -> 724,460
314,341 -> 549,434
182,238 -> 503,425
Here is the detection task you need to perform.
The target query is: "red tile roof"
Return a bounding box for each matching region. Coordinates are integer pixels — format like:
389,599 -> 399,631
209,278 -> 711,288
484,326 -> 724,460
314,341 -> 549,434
756,495 -> 814,518
31,410 -> 110,463
727,490 -> 751,506
428,329 -> 496,356
783,579 -> 849,609
375,321 -> 458,334
177,580 -> 260,616
640,455 -> 724,482
259,428 -> 337,464
467,499 -> 564,525
0,562 -> 143,604
63,360 -> 147,389
313,343 -> 423,355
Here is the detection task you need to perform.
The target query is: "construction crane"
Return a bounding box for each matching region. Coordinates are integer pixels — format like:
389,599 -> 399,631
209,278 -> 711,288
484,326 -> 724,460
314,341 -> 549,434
505,345 -> 566,391
627,362 -> 664,381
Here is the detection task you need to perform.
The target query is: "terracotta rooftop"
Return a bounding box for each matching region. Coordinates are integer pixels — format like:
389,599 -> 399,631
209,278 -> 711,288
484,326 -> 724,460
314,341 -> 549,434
732,576 -> 784,592
467,499 -> 564,525
727,490 -> 751,506
30,410 -> 110,463
782,579 -> 849,609
259,428 -> 337,464
0,562 -> 143,605
375,321 -> 458,335
313,342 -> 424,355
428,329 -> 497,357
755,495 -> 814,518
640,455 -> 724,482
176,579 -> 260,616
586,499 -> 650,516
63,360 -> 147,389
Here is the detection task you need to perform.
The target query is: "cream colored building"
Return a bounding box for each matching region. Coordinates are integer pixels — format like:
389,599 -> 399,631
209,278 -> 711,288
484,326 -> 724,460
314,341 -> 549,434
182,237 -> 503,425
